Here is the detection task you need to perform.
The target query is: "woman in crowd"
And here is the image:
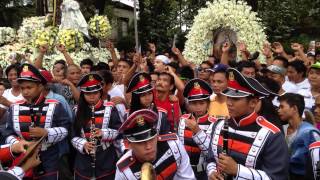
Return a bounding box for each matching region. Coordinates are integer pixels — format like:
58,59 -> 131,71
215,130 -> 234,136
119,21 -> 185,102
71,73 -> 122,179
126,72 -> 170,134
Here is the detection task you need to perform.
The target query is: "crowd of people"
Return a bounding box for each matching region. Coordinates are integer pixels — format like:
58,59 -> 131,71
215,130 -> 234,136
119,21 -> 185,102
0,39 -> 319,180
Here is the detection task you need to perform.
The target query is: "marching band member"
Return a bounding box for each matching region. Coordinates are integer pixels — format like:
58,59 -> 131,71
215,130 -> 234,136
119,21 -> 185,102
3,63 -> 71,180
71,73 -> 122,179
178,78 -> 216,179
193,68 -> 289,180
115,109 -> 196,179
126,72 -> 170,134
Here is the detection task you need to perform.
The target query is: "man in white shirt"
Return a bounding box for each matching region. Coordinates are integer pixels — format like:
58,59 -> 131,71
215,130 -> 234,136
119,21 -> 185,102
287,60 -> 310,92
298,62 -> 320,110
267,64 -> 298,106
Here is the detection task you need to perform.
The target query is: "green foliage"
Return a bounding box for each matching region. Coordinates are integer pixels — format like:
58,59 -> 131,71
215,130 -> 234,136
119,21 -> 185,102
257,0 -> 320,42
0,5 -> 36,28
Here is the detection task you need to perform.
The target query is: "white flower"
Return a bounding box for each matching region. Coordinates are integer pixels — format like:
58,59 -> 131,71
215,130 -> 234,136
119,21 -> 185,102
183,0 -> 267,64
0,27 -> 16,45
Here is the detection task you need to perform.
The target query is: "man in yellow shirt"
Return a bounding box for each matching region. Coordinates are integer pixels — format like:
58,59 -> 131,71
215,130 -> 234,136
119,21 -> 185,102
207,64 -> 229,118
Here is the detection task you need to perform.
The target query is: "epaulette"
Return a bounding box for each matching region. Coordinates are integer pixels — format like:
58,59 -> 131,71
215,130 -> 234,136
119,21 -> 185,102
208,116 -> 217,123
180,114 -> 191,119
157,107 -> 167,113
309,141 -> 320,150
117,156 -> 135,171
44,99 -> 59,104
256,116 -> 280,134
158,133 -> 177,141
103,101 -> 115,107
14,100 -> 26,105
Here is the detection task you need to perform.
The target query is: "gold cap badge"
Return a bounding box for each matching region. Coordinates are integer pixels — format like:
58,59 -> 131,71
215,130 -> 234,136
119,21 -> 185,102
23,65 -> 29,72
194,82 -> 200,89
136,116 -> 145,126
89,75 -> 94,81
139,75 -> 145,82
229,71 -> 234,81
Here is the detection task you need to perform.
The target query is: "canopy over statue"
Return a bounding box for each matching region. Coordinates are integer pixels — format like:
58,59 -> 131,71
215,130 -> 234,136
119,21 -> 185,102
60,0 -> 89,37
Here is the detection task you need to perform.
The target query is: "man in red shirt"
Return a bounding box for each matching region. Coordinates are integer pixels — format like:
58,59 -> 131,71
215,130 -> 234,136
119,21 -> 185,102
154,72 -> 181,132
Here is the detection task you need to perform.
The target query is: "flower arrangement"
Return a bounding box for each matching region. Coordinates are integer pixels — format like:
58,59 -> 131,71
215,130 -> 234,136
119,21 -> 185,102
0,27 -> 16,45
88,15 -> 112,39
33,26 -> 58,53
183,0 -> 267,64
17,16 -> 46,45
41,45 -> 120,70
58,29 -> 84,52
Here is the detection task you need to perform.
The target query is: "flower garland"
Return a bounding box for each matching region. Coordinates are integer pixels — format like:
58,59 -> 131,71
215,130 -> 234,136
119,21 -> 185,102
0,43 -> 120,70
33,26 -> 58,53
58,29 -> 84,52
42,44 -> 120,69
17,16 -> 46,45
0,27 -> 16,45
183,0 -> 267,64
88,15 -> 112,39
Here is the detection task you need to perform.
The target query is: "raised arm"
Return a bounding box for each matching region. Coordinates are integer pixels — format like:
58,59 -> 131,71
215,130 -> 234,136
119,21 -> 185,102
271,42 -> 291,61
166,66 -> 185,92
106,40 -> 119,67
123,53 -> 140,86
56,44 -> 75,65
171,47 -> 190,66
34,45 -> 48,69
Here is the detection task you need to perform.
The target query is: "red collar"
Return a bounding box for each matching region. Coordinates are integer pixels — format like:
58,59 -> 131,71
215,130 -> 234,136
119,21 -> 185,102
30,94 -> 45,105
233,112 -> 258,127
93,100 -> 103,109
197,113 -> 209,123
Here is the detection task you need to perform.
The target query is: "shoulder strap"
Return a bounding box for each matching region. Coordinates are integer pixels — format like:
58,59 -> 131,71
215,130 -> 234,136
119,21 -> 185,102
117,156 -> 135,171
158,133 -> 177,141
208,118 -> 225,160
256,116 -> 280,134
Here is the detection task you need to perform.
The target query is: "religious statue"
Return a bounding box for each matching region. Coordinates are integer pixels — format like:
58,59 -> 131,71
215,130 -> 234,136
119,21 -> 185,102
59,0 -> 89,37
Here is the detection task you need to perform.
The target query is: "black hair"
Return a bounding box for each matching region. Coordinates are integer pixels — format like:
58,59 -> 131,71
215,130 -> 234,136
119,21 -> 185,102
273,56 -> 289,68
278,93 -> 305,117
74,91 -> 102,136
129,92 -> 158,115
54,60 -> 66,66
98,70 -> 114,85
92,62 -> 110,72
168,62 -> 179,71
288,60 -> 307,77
213,68 -> 228,78
201,60 -> 214,68
237,61 -> 256,72
5,63 -> 21,77
118,59 -> 133,67
80,58 -> 94,68
150,71 -> 159,76
97,62 -> 110,71
178,66 -> 194,80
0,78 -> 10,89
257,97 -> 283,130
255,75 -> 280,99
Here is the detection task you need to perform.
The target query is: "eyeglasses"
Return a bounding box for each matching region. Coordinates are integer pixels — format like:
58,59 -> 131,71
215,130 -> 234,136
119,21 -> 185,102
197,67 -> 209,72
